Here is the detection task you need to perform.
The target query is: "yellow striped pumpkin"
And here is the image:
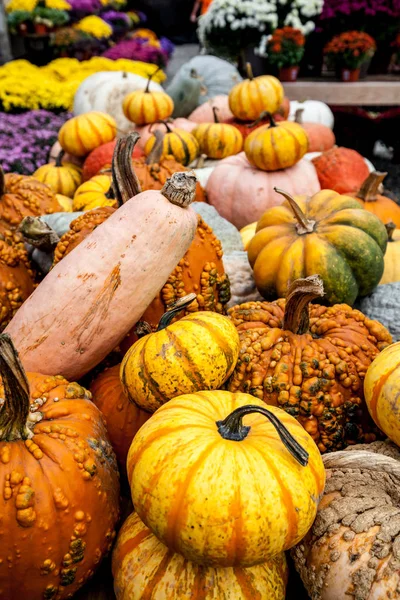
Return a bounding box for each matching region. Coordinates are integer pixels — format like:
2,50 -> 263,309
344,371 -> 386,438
113,511 -> 289,599
120,299 -> 240,412
229,64 -> 284,122
58,111 -> 117,157
193,106 -> 243,159
127,390 -> 326,567
72,174 -> 117,211
34,153 -> 82,197
244,113 -> 308,171
144,123 -> 199,166
123,73 -> 174,126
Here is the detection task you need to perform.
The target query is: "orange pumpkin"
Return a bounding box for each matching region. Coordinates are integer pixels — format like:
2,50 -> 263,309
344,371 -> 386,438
123,71 -> 174,126
90,365 -> 150,473
312,147 -> 370,194
294,108 -> 335,153
192,107 -> 243,159
58,112 -> 117,158
0,334 -> 120,600
229,64 -> 284,122
0,234 -> 35,328
351,171 -> 400,228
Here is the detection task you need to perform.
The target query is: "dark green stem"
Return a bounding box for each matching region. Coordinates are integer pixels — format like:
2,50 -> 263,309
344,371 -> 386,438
157,293 -> 197,331
145,66 -> 162,93
55,150 -> 65,167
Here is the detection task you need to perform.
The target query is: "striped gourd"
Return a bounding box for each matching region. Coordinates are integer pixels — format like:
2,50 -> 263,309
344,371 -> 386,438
123,69 -> 174,126
144,122 -> 200,166
193,107 -> 243,159
229,63 -> 284,121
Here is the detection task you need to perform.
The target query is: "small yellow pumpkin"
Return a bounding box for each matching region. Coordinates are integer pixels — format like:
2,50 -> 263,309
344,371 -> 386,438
120,294 -> 240,412
380,222 -> 400,284
244,113 -> 309,171
144,122 -> 199,166
127,390 -> 325,567
123,71 -> 174,126
240,221 -> 257,250
55,194 -> 73,212
72,174 -> 117,211
58,111 -> 117,157
192,107 -> 243,159
34,152 -> 82,197
229,63 -> 284,122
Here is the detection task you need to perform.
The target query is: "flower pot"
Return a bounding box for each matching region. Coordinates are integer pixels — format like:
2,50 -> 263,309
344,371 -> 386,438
340,68 -> 360,82
34,23 -> 48,35
279,66 -> 299,82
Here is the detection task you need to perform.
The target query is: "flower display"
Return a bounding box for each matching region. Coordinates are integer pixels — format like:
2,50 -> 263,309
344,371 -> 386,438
267,26 -> 306,67
74,14 -> 113,38
103,38 -> 169,64
6,0 -> 38,12
67,0 -> 101,14
324,30 -> 377,69
0,110 -> 71,174
321,0 -> 400,20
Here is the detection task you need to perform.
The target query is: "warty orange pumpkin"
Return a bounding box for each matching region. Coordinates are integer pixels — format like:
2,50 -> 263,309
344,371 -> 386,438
144,122 -> 199,166
351,171 -> 400,228
192,107 -> 243,159
244,113 -> 309,171
33,152 -> 82,198
0,333 -> 120,600
123,70 -> 174,126
229,64 -> 284,122
113,512 -> 289,599
120,294 -> 240,412
128,389 -> 325,566
226,276 -> 391,453
72,174 -> 117,212
58,112 -> 117,158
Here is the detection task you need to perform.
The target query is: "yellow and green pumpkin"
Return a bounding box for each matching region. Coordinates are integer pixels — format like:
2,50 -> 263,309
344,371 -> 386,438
72,174 -> 117,212
193,107 -> 243,159
127,390 -> 325,567
123,73 -> 173,126
144,123 -> 199,166
248,188 -> 388,305
34,152 -> 82,197
229,63 -> 284,122
58,111 -> 117,158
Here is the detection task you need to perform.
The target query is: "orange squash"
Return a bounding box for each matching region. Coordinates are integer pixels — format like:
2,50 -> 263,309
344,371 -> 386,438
294,108 -> 335,153
352,171 -> 400,228
229,64 -> 284,122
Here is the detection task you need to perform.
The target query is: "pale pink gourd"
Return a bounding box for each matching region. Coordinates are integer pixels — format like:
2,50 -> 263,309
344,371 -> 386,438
206,152 -> 321,229
6,134 -> 198,380
295,109 -> 335,153
135,119 -> 197,150
189,95 -> 233,124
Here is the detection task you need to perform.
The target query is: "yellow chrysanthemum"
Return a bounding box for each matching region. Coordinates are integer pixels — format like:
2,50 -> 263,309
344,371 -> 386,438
6,0 -> 37,12
45,0 -> 71,9
74,15 -> 113,39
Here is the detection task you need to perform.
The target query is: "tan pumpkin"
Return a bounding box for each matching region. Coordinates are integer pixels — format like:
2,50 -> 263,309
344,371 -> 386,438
295,108 -> 336,153
244,113 -> 309,171
72,174 -> 117,211
144,122 -> 199,166
380,222 -> 400,284
58,111 -> 117,157
123,70 -> 174,126
113,511 -> 289,599
229,64 -> 284,122
34,152 -> 82,197
188,94 -> 233,124
192,107 -> 243,159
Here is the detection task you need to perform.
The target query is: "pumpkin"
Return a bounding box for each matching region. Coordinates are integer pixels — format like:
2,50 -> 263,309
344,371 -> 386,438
121,295 -> 240,412
249,188 -> 387,305
135,118 -> 197,150
351,171 -> 400,228
73,70 -> 164,135
312,147 -> 370,194
380,222 -> 400,284
289,100 -> 334,129
34,152 -> 83,198
72,175 -> 117,212
294,108 -> 336,153
227,275 -> 391,452
240,221 -> 257,250
276,96 -> 290,120
127,389 -> 325,566
192,107 -> 243,159
229,64 -> 284,122
90,365 -> 150,473
82,140 -> 144,181
166,68 -> 203,118
53,207 -> 116,266
123,70 -> 174,126
55,194 -> 73,212
113,511 -> 288,599
0,169 -> 62,234
292,441 -> 400,600
144,122 -> 200,167
244,113 -> 308,171
49,140 -> 84,169
0,333 -> 120,600
189,94 -> 233,124
5,133 -> 198,380
206,152 -> 320,229
58,112 -> 117,158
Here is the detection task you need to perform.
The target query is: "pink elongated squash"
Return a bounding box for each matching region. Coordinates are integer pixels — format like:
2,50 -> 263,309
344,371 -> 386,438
6,133 -> 198,380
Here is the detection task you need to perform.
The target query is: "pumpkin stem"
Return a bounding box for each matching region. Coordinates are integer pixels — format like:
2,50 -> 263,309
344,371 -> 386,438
247,111 -> 269,128
145,65 -> 161,93
385,221 -> 396,241
0,334 -> 40,442
161,172 -> 197,208
55,150 -> 65,168
245,62 -> 254,80
283,275 -> 324,335
216,404 -> 309,466
0,167 -> 5,196
212,106 -> 219,124
157,293 -> 197,330
111,132 -> 142,205
294,108 -> 304,124
149,121 -> 172,134
357,171 -> 387,202
18,216 -> 60,251
146,130 -> 165,165
194,154 -> 207,169
134,321 -> 153,338
274,188 -> 316,235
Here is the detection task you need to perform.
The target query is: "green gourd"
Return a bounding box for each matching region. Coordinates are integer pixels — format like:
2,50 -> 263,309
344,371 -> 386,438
166,69 -> 203,118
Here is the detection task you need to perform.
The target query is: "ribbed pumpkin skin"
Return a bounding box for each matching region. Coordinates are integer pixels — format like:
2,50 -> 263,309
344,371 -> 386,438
144,128 -> 199,166
90,365 -> 150,472
240,221 -> 257,250
121,312 -> 240,412
244,121 -> 308,171
73,175 -> 117,211
58,112 -> 117,157
193,122 -> 243,159
249,191 -> 388,305
364,342 -> 400,446
229,76 -> 284,121
381,228 -> 400,284
55,194 -> 73,212
112,512 -> 288,600
127,390 -> 325,567
34,163 -> 82,197
312,147 -> 370,194
123,91 -> 174,126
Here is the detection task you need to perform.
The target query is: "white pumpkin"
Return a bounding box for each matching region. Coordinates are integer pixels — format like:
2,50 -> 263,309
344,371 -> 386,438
289,100 -> 334,129
73,71 -> 164,135
305,151 -> 375,172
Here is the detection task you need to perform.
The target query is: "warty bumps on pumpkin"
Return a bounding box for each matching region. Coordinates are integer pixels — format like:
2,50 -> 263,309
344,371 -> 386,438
5,133 -> 198,380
